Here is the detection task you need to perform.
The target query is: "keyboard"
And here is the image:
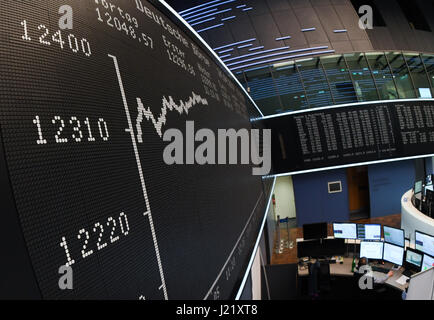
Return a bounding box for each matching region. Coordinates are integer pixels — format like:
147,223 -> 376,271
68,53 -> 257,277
371,266 -> 389,274
402,269 -> 414,278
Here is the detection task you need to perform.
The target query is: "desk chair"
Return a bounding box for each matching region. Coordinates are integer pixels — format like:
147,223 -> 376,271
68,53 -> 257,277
318,262 -> 331,293
308,261 -> 320,298
308,261 -> 331,298
353,271 -> 387,299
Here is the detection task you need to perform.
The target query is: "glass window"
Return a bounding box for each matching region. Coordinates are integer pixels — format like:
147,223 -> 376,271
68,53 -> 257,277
321,55 -> 358,105
235,72 -> 246,87
365,52 -> 398,100
404,53 -> 432,98
270,62 -> 308,112
421,54 -> 434,97
387,52 -> 416,99
244,66 -> 282,115
344,53 -> 379,102
296,58 -> 334,108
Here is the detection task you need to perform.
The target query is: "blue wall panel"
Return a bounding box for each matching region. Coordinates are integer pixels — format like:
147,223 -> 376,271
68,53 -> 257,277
368,160 -> 415,218
293,169 -> 349,227
293,160 -> 415,226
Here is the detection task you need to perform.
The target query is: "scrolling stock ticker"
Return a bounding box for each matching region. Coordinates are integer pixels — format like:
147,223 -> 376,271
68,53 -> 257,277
0,0 -> 267,299
258,99 -> 434,176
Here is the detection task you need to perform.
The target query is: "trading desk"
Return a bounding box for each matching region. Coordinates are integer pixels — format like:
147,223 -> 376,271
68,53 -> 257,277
297,257 -> 408,291
402,189 -> 434,240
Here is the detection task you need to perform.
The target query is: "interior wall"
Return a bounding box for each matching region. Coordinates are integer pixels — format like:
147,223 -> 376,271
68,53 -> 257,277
266,197 -> 276,262
368,160 -> 415,218
367,0 -> 434,53
274,176 -> 297,220
292,169 -> 350,227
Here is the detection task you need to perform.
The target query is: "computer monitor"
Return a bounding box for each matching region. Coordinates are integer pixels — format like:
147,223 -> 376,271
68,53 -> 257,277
357,224 -> 381,240
426,174 -> 433,186
422,254 -> 434,272
404,248 -> 423,272
321,238 -> 346,256
333,223 -> 357,239
297,239 -> 321,258
303,222 -> 328,240
414,180 -> 423,194
383,225 -> 405,247
383,242 -> 404,266
415,231 -> 434,257
360,241 -> 383,260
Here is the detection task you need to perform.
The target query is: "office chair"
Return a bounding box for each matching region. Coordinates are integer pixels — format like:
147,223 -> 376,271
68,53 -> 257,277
318,262 -> 331,293
308,261 -> 331,299
307,261 -> 320,299
353,272 -> 374,300
353,271 -> 388,300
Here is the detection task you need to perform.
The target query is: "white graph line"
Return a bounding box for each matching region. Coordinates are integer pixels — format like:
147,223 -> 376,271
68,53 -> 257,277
136,93 -> 208,139
108,54 -> 168,300
203,192 -> 264,300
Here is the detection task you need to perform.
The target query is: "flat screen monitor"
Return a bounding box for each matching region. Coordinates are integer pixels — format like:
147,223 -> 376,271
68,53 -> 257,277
303,222 -> 328,240
321,238 -> 346,256
360,241 -> 384,260
357,224 -> 381,240
383,242 -> 404,266
333,223 -> 357,239
414,180 -> 423,194
405,248 -> 423,272
383,225 -> 405,247
415,231 -> 434,257
297,238 -> 345,258
426,174 -> 433,186
422,254 -> 434,272
297,239 -> 321,258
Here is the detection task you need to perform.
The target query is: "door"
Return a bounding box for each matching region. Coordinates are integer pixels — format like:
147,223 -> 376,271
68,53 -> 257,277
347,166 -> 370,220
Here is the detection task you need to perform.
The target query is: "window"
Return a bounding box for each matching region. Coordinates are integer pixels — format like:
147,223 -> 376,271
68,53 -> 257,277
296,58 -> 334,108
365,52 -> 398,100
421,54 -> 434,97
271,62 -> 309,112
404,53 -> 432,98
350,0 -> 386,27
386,52 -> 416,99
344,53 -> 379,102
321,55 -> 358,105
396,0 -> 431,31
244,67 -> 282,115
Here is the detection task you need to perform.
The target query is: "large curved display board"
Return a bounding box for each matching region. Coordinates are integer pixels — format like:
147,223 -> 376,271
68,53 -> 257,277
0,0 -> 266,299
258,99 -> 434,175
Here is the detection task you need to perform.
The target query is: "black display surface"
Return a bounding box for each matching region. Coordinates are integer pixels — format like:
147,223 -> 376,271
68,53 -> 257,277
0,0 -> 266,299
258,100 -> 434,175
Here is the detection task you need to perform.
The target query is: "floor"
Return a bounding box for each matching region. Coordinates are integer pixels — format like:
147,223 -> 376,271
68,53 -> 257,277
271,214 -> 402,265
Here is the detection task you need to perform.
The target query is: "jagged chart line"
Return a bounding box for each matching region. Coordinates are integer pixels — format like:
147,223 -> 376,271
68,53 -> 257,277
136,92 -> 209,140
108,54 -> 168,300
